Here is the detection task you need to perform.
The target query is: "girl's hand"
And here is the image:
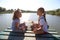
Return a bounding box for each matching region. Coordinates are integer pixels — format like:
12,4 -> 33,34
33,28 -> 37,32
37,24 -> 42,30
15,22 -> 20,30
19,27 -> 22,30
37,27 -> 41,30
22,26 -> 25,31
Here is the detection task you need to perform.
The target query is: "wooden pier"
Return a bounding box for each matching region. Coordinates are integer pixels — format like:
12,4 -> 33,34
0,27 -> 60,40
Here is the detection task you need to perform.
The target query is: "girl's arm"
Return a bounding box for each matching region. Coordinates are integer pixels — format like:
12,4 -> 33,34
15,22 -> 20,29
38,18 -> 46,30
37,18 -> 44,30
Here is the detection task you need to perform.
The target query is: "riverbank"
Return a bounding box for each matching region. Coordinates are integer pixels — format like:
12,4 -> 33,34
47,12 -> 60,16
0,10 -> 60,16
0,12 -> 60,16
47,9 -> 60,16
0,6 -> 60,16
0,7 -> 13,14
0,12 -> 12,14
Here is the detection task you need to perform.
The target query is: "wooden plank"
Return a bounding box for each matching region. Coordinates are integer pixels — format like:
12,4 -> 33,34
24,37 -> 35,40
0,31 -> 58,35
0,35 -> 60,40
48,29 -> 55,30
7,27 -> 55,30
0,35 -> 25,40
0,36 -> 55,40
0,31 -> 60,37
0,31 -> 60,40
4,29 -> 56,33
24,37 -> 54,40
4,29 -> 58,34
5,28 -> 56,32
24,37 -> 57,40
0,27 -> 59,40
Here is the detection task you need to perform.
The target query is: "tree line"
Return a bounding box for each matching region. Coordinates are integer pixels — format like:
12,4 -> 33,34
47,9 -> 60,16
0,7 -> 60,16
0,7 -> 13,14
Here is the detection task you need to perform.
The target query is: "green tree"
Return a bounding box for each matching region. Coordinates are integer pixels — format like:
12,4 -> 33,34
0,7 -> 6,12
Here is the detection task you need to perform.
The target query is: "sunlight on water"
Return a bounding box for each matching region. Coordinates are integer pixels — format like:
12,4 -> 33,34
20,13 -> 31,23
20,13 -> 38,23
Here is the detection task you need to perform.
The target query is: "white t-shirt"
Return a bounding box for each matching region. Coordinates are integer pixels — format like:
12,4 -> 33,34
39,16 -> 48,32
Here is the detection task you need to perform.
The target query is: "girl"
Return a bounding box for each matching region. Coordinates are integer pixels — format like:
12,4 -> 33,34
12,9 -> 27,31
32,7 -> 48,34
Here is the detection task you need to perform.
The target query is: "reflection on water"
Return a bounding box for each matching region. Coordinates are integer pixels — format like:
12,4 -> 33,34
0,13 -> 60,34
20,13 -> 31,23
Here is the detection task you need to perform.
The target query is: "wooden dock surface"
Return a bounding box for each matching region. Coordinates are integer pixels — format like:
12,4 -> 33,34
0,27 -> 60,40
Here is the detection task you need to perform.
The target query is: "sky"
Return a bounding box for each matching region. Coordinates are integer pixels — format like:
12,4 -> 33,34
0,0 -> 60,11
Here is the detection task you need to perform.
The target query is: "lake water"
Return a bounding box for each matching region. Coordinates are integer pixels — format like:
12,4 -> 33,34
0,13 -> 60,34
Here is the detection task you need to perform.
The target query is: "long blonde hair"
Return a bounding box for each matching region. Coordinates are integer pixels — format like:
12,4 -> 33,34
13,9 -> 21,20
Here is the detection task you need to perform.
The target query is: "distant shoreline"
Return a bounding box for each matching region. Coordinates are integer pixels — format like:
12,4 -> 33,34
0,12 -> 60,16
0,7 -> 60,16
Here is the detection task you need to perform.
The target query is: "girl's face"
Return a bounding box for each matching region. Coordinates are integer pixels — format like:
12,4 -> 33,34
37,10 -> 42,16
16,12 -> 22,18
